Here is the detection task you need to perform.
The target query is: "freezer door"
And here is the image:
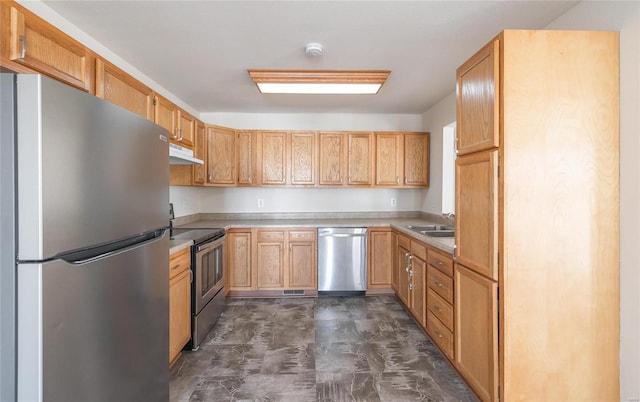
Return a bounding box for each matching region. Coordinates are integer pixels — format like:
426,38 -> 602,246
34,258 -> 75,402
17,233 -> 169,402
16,75 -> 169,260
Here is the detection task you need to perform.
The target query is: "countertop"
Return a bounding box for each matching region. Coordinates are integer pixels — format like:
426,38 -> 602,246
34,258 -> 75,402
174,217 -> 454,254
169,239 -> 193,255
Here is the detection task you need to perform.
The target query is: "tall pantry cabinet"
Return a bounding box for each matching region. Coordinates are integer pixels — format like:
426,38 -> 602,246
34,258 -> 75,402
454,30 -> 619,402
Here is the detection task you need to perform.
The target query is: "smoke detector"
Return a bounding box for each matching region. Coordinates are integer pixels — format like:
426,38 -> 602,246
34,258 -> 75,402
305,43 -> 323,57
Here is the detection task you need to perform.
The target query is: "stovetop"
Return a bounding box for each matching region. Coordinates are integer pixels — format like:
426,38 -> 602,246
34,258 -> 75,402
170,228 -> 225,245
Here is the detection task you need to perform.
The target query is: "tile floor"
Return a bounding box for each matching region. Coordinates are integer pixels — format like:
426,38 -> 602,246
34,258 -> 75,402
170,296 -> 477,401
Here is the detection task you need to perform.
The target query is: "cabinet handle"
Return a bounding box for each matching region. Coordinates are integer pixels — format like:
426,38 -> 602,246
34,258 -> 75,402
18,35 -> 26,59
409,283 -> 414,290
433,280 -> 443,287
409,270 -> 413,277
405,267 -> 409,273
178,128 -> 183,141
433,304 -> 443,313
433,327 -> 444,338
396,176 -> 399,184
208,174 -> 213,182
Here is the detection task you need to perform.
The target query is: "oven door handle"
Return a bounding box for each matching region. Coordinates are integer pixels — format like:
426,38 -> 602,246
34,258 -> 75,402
195,236 -> 225,254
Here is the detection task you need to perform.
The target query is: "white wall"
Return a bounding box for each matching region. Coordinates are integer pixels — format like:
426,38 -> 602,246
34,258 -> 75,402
545,3 -> 640,400
420,92 -> 457,214
175,112 -> 428,216
201,112 -> 422,131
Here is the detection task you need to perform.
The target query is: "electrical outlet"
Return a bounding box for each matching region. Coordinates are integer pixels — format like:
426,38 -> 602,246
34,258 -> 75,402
391,198 -> 397,207
257,198 -> 264,208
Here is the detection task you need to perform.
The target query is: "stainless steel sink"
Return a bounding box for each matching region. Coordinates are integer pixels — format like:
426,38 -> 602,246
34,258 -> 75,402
408,225 -> 453,232
420,230 -> 454,238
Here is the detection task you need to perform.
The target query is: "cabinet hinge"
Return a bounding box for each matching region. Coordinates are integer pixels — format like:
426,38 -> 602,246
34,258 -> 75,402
153,98 -> 157,106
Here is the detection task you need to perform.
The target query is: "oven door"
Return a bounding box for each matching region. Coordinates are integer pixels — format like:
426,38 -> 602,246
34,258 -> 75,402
193,235 -> 225,314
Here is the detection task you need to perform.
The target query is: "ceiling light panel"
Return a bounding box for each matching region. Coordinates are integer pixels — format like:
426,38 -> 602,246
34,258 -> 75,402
248,70 -> 390,95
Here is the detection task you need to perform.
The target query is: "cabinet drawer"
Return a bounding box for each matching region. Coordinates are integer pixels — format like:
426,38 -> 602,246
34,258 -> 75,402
428,248 -> 453,277
257,230 -> 285,242
169,248 -> 190,278
427,311 -> 454,360
289,230 -> 315,241
397,234 -> 410,249
410,241 -> 427,261
427,265 -> 453,304
427,288 -> 454,331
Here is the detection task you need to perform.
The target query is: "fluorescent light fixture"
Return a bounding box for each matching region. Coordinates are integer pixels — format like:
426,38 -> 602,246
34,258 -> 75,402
248,70 -> 390,95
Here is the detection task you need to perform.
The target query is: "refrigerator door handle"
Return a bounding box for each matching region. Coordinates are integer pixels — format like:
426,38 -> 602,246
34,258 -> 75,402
53,228 -> 168,265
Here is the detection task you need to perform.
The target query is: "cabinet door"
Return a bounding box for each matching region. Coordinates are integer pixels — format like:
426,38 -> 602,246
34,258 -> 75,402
318,132 -> 345,186
368,229 -> 392,288
7,5 -> 92,92
227,231 -> 253,289
236,131 -> 257,186
154,95 -> 179,141
454,264 -> 498,402
455,150 -> 498,280
290,131 -> 316,186
260,131 -> 287,185
178,111 -> 195,148
404,133 -> 429,187
288,231 -> 317,290
409,256 -> 426,327
391,232 -> 398,292
256,230 -> 285,289
397,239 -> 411,307
347,132 -> 373,186
375,133 -> 403,186
169,269 -> 191,365
193,121 -> 206,185
207,125 -> 236,185
456,39 -> 500,155
95,58 -> 153,120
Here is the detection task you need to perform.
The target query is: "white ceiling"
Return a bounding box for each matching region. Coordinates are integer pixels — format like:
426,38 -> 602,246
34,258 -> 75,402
42,1 -> 578,114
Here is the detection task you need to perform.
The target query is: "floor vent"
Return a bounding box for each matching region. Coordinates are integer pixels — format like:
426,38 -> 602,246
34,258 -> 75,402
283,290 -> 305,296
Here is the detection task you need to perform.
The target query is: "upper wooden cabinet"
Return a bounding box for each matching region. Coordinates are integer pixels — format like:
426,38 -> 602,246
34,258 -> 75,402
347,132 -> 373,186
318,132 -> 346,186
236,131 -> 257,186
153,95 -> 193,148
154,94 -> 179,140
375,133 -> 403,186
95,58 -> 153,120
375,132 -> 429,188
192,121 -> 207,185
318,131 -> 374,187
178,111 -> 195,148
456,39 -> 500,155
404,133 -> 429,187
290,131 -> 316,186
206,125 -> 236,186
259,131 -> 287,185
2,3 -> 92,92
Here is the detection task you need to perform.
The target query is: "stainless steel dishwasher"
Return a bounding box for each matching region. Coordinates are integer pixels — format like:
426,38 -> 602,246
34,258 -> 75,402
317,227 -> 367,294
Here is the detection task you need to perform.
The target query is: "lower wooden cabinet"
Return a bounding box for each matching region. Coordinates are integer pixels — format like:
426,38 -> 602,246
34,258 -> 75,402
396,234 -> 411,306
396,234 -> 427,327
454,263 -> 498,402
227,228 -> 317,293
368,228 -> 393,290
256,230 -> 286,289
169,248 -> 191,366
227,230 -> 253,291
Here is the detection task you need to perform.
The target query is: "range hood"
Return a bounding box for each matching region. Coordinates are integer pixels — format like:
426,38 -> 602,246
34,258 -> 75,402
169,143 -> 203,165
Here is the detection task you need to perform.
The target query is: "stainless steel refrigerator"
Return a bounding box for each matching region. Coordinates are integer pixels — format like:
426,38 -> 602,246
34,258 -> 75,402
0,74 -> 170,401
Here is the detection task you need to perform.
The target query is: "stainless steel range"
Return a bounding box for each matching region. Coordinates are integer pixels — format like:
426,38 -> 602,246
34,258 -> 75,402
171,228 -> 226,350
